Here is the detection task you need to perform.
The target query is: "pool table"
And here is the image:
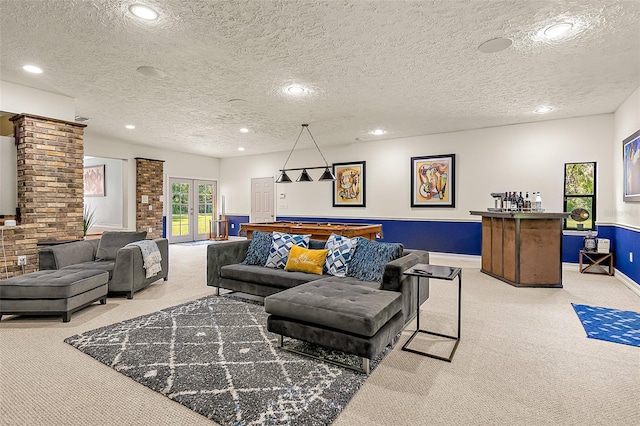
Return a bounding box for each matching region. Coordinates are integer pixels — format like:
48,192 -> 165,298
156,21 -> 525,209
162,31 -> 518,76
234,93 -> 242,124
239,221 -> 383,241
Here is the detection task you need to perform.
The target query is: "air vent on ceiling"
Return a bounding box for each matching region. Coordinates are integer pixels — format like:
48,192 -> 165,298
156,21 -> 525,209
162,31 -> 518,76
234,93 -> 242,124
74,116 -> 90,122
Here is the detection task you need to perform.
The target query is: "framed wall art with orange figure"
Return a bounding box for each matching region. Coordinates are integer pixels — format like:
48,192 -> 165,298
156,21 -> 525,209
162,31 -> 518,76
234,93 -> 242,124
333,161 -> 366,207
411,154 -> 455,207
623,129 -> 640,202
84,164 -> 105,197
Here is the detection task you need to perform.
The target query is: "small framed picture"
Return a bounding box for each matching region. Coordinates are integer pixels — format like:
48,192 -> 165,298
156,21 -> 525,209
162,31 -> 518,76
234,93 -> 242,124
411,154 -> 455,207
623,129 -> 640,202
84,164 -> 105,197
333,161 -> 366,207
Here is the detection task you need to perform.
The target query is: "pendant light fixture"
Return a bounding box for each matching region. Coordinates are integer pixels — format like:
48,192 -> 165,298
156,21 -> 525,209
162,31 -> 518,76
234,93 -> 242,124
275,124 -> 336,183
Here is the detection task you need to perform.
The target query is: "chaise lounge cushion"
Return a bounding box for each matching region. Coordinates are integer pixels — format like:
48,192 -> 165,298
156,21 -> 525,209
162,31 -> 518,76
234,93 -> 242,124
265,279 -> 403,337
0,269 -> 110,299
96,231 -> 147,261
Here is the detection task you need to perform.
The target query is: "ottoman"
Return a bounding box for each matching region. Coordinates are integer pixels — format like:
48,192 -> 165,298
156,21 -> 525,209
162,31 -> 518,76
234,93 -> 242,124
265,279 -> 404,374
0,269 -> 109,322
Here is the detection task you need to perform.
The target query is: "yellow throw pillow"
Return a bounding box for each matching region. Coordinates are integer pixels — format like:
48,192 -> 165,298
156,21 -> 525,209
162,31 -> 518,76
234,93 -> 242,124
284,244 -> 329,275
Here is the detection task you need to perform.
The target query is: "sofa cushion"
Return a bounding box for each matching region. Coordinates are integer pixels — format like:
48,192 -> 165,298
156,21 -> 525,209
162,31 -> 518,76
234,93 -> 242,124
265,232 -> 311,269
220,264 -> 319,290
323,233 -> 358,277
241,231 -> 272,266
285,245 -> 329,275
347,238 -> 404,283
62,260 -> 116,280
96,231 -> 147,261
264,279 -> 402,337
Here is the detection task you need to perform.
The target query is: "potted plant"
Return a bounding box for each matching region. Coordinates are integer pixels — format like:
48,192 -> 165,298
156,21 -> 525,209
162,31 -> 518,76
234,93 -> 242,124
83,205 -> 96,237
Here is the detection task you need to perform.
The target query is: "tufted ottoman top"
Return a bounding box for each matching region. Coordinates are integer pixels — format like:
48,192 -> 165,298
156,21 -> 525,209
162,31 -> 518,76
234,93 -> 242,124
264,279 -> 402,337
0,269 -> 109,300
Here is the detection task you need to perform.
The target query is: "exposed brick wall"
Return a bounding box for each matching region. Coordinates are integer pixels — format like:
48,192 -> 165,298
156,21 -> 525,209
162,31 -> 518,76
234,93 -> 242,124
135,158 -> 164,239
0,224 -> 42,276
1,114 -> 86,278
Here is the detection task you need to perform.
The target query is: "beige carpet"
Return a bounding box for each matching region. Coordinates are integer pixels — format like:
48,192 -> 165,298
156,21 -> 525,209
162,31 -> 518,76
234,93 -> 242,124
1,245 -> 638,426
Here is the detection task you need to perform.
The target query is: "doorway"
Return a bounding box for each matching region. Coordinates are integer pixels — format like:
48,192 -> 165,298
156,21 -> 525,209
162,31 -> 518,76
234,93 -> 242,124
169,178 -> 217,243
251,177 -> 275,223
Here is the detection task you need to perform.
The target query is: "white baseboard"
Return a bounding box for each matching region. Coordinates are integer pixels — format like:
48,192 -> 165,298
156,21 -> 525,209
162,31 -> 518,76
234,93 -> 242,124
614,269 -> 640,297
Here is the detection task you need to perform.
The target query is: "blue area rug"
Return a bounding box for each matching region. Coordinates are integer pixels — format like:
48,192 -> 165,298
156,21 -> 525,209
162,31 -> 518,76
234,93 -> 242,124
572,304 -> 640,347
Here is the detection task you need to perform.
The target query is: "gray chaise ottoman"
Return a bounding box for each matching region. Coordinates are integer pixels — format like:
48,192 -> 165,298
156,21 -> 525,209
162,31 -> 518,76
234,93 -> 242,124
0,269 -> 109,322
265,278 -> 404,374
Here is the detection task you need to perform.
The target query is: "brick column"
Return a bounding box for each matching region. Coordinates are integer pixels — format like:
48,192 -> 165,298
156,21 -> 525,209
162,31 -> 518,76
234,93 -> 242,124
135,158 -> 164,239
3,114 -> 86,277
10,114 -> 86,239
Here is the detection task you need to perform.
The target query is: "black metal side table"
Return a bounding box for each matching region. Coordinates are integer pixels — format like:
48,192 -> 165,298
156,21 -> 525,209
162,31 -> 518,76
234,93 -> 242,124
402,263 -> 462,362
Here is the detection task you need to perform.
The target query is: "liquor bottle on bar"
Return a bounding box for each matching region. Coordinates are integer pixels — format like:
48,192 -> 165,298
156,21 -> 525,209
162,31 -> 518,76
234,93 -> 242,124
524,192 -> 531,211
511,191 -> 518,211
517,192 -> 524,211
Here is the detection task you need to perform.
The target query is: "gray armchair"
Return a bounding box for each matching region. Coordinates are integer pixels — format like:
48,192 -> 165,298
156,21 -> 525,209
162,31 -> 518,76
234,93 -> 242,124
39,231 -> 169,299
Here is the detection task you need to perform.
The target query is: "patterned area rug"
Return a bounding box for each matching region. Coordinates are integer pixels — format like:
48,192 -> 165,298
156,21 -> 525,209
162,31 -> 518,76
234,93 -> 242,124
572,303 -> 640,347
65,295 -> 390,425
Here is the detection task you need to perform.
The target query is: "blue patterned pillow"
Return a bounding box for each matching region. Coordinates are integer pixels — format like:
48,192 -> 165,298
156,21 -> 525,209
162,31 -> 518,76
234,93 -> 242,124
241,231 -> 273,266
346,238 -> 404,283
265,232 -> 311,269
323,233 -> 358,277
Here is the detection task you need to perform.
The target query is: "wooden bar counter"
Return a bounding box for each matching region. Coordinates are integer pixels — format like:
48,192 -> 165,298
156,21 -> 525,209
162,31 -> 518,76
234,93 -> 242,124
470,211 -> 569,288
239,221 -> 382,241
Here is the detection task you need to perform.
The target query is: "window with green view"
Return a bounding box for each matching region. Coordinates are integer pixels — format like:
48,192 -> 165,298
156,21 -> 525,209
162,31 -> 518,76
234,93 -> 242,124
563,162 -> 596,231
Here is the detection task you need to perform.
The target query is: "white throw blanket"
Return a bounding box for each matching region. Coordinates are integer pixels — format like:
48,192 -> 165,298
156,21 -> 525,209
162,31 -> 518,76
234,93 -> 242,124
127,240 -> 162,278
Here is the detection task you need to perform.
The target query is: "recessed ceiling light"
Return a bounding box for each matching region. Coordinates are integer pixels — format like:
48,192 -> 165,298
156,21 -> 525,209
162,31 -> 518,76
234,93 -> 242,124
136,66 -> 166,78
240,128 -> 249,133
128,4 -> 158,21
478,37 -> 513,54
238,147 -> 245,151
125,124 -> 136,129
544,23 -> 573,38
534,106 -> 553,114
369,129 -> 386,136
286,85 -> 306,95
22,64 -> 43,74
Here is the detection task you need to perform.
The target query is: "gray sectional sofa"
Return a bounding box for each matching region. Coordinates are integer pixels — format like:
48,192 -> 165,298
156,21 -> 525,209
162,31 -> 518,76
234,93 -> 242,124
39,231 -> 169,299
207,236 -> 430,373
207,238 -> 429,324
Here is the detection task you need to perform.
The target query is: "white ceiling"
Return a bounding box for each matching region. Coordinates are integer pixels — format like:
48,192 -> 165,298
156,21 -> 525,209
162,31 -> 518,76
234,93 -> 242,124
1,0 -> 639,158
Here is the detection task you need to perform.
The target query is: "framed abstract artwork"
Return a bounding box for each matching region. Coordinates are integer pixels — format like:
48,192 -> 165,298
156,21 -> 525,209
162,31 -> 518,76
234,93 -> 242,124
333,161 -> 366,207
84,164 -> 105,197
411,154 -> 455,207
623,129 -> 640,202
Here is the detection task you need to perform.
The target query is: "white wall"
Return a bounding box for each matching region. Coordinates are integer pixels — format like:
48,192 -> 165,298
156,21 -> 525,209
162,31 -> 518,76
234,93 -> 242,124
220,114 -> 615,223
0,81 -> 75,122
83,130 -> 220,229
613,87 -> 640,229
0,136 -> 17,215
84,157 -> 123,228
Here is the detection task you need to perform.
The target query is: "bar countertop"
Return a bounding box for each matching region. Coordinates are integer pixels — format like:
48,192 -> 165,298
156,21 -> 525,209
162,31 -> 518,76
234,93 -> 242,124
469,210 -> 570,219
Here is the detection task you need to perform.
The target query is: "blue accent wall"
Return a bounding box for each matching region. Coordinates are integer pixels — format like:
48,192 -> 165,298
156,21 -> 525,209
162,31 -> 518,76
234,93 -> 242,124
225,215 -> 250,237
232,215 -> 638,286
613,226 -> 640,286
162,215 -> 166,238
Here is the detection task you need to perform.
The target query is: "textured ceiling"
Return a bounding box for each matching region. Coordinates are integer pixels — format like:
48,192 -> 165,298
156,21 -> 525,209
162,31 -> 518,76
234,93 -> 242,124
1,0 -> 639,158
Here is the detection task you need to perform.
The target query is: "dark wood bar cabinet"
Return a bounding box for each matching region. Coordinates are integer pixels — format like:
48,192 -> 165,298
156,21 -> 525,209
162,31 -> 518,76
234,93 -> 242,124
470,211 -> 569,288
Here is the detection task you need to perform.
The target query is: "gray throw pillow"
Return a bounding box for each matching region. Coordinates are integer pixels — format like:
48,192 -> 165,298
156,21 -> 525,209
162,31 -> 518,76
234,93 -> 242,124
96,231 -> 147,260
346,237 -> 403,283
241,231 -> 273,266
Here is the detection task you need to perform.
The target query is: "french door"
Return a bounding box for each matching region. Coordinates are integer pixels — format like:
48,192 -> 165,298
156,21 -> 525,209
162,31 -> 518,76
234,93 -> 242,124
169,178 -> 217,243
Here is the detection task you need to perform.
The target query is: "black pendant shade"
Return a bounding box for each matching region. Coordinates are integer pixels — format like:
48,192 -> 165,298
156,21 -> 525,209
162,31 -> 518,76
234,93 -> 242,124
275,124 -> 335,184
